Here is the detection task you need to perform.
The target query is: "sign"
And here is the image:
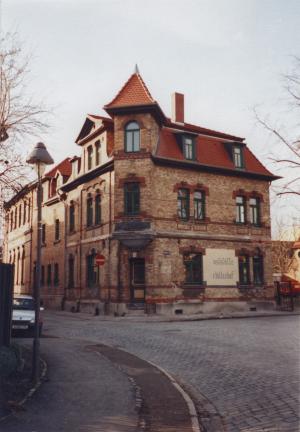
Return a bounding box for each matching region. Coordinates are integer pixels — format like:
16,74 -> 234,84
95,254 -> 105,266
203,249 -> 239,286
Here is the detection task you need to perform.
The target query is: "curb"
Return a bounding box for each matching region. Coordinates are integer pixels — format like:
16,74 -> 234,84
147,360 -> 201,432
0,356 -> 47,423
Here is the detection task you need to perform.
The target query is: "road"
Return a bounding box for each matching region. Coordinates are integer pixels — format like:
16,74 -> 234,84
43,312 -> 300,432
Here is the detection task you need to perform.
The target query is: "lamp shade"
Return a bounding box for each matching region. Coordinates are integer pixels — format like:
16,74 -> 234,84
26,142 -> 54,165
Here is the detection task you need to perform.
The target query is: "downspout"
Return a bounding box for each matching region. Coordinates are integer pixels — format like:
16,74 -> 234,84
79,188 -> 83,310
28,189 -> 34,294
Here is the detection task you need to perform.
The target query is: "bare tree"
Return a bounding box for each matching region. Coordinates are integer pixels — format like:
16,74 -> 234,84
272,219 -> 299,276
255,57 -> 300,197
0,32 -> 49,197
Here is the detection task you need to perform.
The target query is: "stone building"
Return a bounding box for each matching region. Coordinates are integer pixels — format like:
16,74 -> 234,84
3,70 -> 279,315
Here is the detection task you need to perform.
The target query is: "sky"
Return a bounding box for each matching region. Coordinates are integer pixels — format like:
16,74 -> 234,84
1,0 -> 300,237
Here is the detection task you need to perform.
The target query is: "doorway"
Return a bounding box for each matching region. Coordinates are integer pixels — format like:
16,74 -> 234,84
130,258 -> 145,303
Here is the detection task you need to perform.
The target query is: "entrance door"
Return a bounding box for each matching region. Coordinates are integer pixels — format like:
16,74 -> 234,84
130,258 -> 145,303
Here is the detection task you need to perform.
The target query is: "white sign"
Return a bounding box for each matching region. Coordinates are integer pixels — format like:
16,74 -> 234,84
203,249 -> 239,286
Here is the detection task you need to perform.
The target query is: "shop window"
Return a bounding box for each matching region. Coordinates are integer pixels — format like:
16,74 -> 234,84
249,197 -> 260,226
86,194 -> 93,227
124,182 -> 140,215
125,121 -> 140,152
184,253 -> 203,284
194,190 -> 205,220
86,250 -> 98,288
69,201 -> 75,232
183,136 -> 195,160
54,263 -> 59,286
236,196 -> 246,224
177,188 -> 189,220
68,255 -> 75,288
95,192 -> 101,225
55,219 -> 60,241
253,253 -> 264,285
239,255 -> 250,285
87,145 -> 93,170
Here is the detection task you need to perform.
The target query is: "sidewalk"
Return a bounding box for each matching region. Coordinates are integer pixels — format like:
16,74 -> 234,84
53,307 -> 300,323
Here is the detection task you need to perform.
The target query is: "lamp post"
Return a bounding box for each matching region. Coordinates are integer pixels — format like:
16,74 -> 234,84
26,142 -> 53,383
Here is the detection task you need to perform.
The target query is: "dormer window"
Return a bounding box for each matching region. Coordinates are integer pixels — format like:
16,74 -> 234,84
233,146 -> 244,168
125,121 -> 140,152
183,136 -> 194,160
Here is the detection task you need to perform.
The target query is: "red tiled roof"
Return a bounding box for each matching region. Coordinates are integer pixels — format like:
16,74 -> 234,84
166,119 -> 244,142
156,128 -> 275,178
104,73 -> 156,108
87,114 -> 113,122
44,158 -> 72,178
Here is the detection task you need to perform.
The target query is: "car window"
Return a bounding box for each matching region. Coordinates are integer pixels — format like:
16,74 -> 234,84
13,298 -> 35,310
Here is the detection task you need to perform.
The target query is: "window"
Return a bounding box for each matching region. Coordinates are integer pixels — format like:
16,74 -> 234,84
124,183 -> 140,215
27,199 -> 31,223
23,201 -> 27,225
69,202 -> 75,232
233,146 -> 243,168
86,250 -> 98,288
50,178 -> 57,197
68,255 -> 75,288
194,190 -> 205,220
42,224 -> 46,243
177,188 -> 189,220
86,194 -> 93,227
236,196 -> 246,224
21,249 -> 25,285
10,211 -> 13,231
47,264 -> 52,286
55,219 -> 60,241
14,209 -> 17,229
95,192 -> 101,225
95,140 -> 101,165
41,265 -> 45,286
125,121 -> 140,152
253,253 -> 264,285
249,197 -> 260,226
18,205 -> 22,227
87,145 -> 93,170
239,255 -> 250,285
183,137 -> 194,160
184,253 -> 203,284
54,263 -> 59,286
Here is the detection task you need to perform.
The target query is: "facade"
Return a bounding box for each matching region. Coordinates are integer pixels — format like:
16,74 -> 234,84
3,71 -> 279,315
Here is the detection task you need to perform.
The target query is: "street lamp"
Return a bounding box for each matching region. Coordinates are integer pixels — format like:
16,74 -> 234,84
26,142 -> 53,383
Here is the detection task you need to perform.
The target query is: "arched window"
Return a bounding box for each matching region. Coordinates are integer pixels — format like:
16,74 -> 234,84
86,193 -> 93,227
125,121 -> 140,152
21,247 -> 25,285
69,201 -> 75,232
95,191 -> 101,225
68,254 -> 75,288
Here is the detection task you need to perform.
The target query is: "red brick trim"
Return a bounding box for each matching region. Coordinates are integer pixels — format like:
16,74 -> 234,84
118,117 -> 147,130
248,191 -> 264,202
114,150 -> 151,160
173,182 -> 209,195
232,189 -> 249,199
118,174 -> 146,188
179,245 -> 206,255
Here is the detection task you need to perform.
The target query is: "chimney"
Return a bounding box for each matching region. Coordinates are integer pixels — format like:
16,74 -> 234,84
171,92 -> 184,124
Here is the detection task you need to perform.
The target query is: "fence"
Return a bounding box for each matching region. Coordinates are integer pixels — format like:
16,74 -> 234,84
0,264 -> 14,347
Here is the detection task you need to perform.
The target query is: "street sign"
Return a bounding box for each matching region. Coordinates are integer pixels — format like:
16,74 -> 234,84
95,254 -> 105,266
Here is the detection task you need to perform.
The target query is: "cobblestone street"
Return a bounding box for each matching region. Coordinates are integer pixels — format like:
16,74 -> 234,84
45,312 -> 300,432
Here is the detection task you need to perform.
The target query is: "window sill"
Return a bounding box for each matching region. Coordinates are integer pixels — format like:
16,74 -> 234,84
53,239 -> 61,245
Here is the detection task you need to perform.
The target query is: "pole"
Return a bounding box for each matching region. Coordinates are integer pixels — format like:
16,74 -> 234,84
32,166 -> 42,383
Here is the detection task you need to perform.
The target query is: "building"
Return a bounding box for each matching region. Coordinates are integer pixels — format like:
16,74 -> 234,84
3,70 -> 279,315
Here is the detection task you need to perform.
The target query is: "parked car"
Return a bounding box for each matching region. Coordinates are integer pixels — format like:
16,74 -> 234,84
12,295 -> 43,336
